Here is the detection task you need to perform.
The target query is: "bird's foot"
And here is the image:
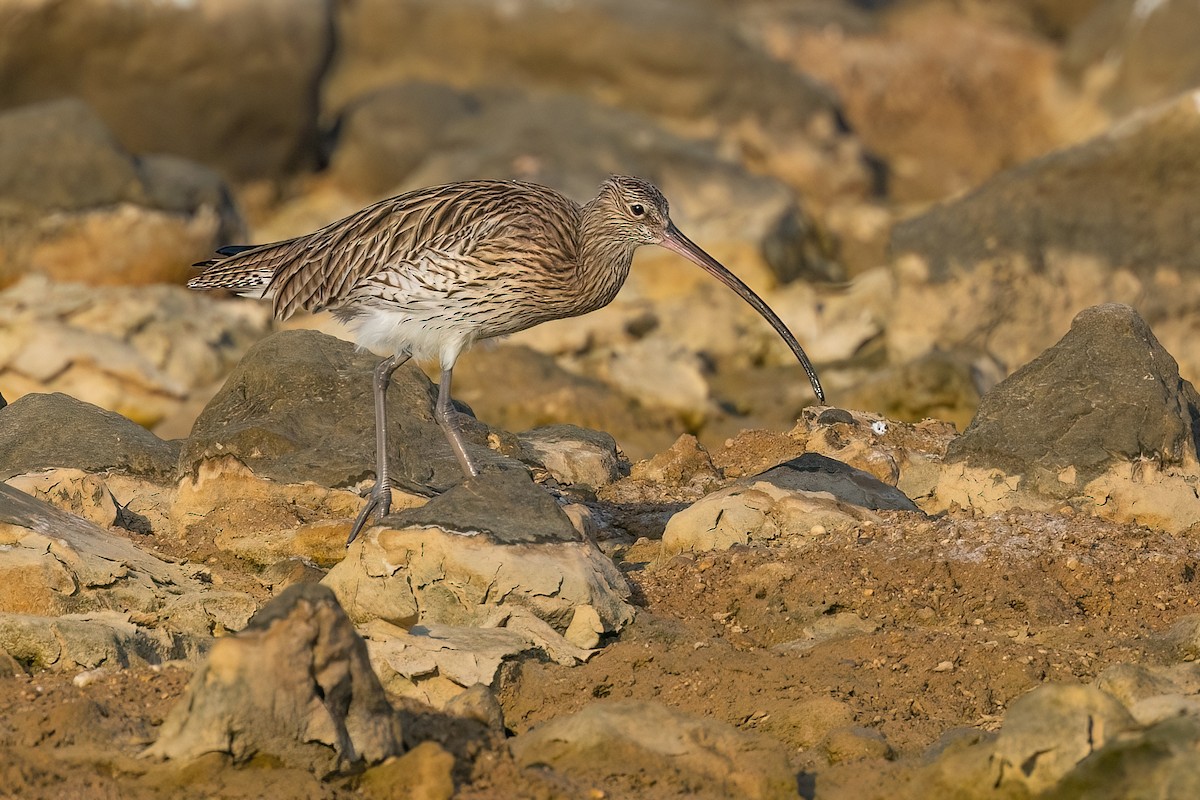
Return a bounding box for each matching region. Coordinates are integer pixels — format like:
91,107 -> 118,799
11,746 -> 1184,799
347,481 -> 392,546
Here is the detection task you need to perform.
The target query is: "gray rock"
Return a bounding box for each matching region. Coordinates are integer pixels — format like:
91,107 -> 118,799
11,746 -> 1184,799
146,583 -> 403,771
0,0 -> 329,180
0,98 -> 244,285
891,93 -> 1200,280
0,392 -> 180,482
0,98 -> 145,216
754,453 -> 920,512
386,469 -> 577,544
947,304 -> 1200,495
180,329 -> 518,495
509,700 -> 798,800
323,0 -> 840,162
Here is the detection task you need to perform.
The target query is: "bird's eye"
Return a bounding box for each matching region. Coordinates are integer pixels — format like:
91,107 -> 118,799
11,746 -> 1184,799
630,203 -> 645,217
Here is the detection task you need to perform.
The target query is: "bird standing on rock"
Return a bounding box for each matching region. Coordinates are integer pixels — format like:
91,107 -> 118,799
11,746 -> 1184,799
189,175 -> 824,543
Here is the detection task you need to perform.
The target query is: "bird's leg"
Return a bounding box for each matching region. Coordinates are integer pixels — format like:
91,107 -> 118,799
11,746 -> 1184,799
347,353 -> 410,546
434,366 -> 480,479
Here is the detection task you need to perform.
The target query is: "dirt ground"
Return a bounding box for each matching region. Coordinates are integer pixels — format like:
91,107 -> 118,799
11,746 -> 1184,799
0,503 -> 1195,799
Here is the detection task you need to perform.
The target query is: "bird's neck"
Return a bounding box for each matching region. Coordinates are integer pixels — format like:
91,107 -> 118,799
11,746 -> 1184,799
575,201 -> 636,314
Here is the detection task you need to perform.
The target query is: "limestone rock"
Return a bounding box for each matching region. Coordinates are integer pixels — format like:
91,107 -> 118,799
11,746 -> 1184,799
0,610 -> 190,672
357,741 -> 455,800
518,425 -> 622,490
989,684 -> 1138,794
0,482 -> 200,619
662,454 -> 918,556
146,583 -> 403,772
0,393 -> 179,482
362,620 -> 540,708
1053,713 -> 1200,799
0,98 -> 243,285
755,453 -> 920,512
0,275 -> 271,430
935,304 -> 1200,533
888,93 -> 1200,380
509,700 -> 798,800
1064,0 -> 1200,115
323,470 -> 634,633
0,0 -> 328,180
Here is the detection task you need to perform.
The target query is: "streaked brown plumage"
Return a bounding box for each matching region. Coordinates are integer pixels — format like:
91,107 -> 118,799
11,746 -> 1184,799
190,175 -> 824,543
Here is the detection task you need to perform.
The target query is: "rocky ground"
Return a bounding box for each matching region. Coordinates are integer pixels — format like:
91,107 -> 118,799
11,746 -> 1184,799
2,0 -> 1200,797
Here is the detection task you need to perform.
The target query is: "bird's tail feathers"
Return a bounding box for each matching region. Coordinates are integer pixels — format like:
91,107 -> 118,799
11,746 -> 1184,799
188,242 -> 287,299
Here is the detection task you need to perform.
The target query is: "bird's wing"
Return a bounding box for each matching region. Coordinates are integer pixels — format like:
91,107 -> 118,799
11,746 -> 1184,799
246,181 -> 581,320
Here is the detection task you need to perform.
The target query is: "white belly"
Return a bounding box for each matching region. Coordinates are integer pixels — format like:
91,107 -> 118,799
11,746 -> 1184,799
347,307 -> 480,370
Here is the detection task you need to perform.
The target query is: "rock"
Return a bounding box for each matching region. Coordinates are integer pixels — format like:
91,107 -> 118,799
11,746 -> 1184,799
170,456 -> 412,565
518,425 -> 622,490
935,304 -> 1200,533
564,605 -> 605,651
889,93 -> 1200,381
662,453 -> 918,556
0,99 -> 243,285
146,583 -> 403,771
451,343 -> 684,462
630,434 -> 722,492
444,683 -> 506,732
0,482 -> 200,619
0,393 -> 179,482
1151,614 -> 1200,663
660,482 -> 840,555
0,275 -> 271,429
362,620 -> 539,708
157,591 -> 259,638
258,557 -> 328,593
764,3 -> 1079,202
822,725 -> 895,763
989,683 -> 1138,794
357,741 -> 455,800
180,329 -> 508,495
0,0 -> 328,180
322,0 -> 864,202
323,470 -> 635,633
1064,0 -> 1200,115
754,453 -> 921,512
0,610 -> 190,672
1053,714 -> 1200,798
509,700 -> 798,800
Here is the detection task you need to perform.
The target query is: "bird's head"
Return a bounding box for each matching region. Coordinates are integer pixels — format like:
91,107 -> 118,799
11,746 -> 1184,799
595,175 -> 673,246
588,174 -> 826,403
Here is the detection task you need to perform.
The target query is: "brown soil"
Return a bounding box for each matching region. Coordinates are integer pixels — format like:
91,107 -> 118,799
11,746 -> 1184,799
0,506 -> 1194,799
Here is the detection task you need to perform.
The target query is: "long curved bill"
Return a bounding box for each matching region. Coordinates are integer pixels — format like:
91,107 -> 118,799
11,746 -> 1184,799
659,222 -> 825,402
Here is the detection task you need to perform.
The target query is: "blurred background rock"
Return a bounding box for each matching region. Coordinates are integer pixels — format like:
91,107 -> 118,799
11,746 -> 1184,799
1,0 -> 1196,455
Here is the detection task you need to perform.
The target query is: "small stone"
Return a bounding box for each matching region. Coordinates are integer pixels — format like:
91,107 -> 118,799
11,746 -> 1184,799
565,605 -> 605,650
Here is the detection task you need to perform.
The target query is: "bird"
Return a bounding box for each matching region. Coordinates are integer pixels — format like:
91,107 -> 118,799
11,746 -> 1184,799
189,175 -> 824,544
